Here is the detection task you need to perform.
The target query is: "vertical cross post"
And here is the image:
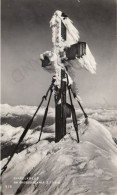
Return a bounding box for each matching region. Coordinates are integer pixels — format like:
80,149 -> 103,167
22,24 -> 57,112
55,69 -> 66,142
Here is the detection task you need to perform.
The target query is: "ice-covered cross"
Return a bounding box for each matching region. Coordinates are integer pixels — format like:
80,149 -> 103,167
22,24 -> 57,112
40,10 -> 96,102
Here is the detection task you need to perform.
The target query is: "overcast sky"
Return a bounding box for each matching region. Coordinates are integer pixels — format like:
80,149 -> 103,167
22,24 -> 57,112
1,0 -> 117,108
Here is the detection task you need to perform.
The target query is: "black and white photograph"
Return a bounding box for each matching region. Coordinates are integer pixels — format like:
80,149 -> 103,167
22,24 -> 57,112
1,0 -> 117,194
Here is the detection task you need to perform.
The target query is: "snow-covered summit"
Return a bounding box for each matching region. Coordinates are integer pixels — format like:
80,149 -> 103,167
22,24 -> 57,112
1,118 -> 117,195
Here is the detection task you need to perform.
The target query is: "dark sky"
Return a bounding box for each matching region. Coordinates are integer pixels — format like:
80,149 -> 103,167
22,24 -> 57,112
1,0 -> 117,108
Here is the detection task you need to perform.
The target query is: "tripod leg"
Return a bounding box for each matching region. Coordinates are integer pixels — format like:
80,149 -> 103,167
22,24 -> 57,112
1,98 -> 45,176
75,99 -> 88,124
76,99 -> 88,118
37,89 -> 53,143
71,89 -> 88,123
71,105 -> 79,143
1,80 -> 54,176
68,86 -> 79,143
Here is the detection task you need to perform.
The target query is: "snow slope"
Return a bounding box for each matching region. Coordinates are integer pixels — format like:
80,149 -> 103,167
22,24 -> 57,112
1,118 -> 117,195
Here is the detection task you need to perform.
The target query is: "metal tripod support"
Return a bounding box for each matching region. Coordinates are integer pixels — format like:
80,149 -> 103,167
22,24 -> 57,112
67,84 -> 79,143
1,74 -> 88,175
37,88 -> 53,143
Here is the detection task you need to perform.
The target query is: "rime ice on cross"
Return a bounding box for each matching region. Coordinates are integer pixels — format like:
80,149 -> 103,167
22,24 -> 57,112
40,10 -> 96,142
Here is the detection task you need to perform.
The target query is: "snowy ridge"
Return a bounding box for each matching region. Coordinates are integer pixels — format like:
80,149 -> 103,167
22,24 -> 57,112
1,118 -> 117,195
